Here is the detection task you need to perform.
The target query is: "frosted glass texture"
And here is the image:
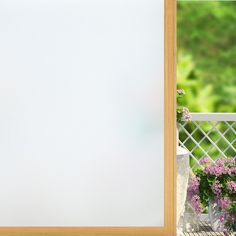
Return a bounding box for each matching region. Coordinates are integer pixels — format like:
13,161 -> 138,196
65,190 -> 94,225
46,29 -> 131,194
0,0 -> 164,226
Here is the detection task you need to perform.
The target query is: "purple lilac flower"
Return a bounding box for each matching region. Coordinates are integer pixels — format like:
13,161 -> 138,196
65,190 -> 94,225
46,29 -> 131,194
215,158 -> 226,167
182,107 -> 191,122
227,181 -> 236,193
225,157 -> 235,165
228,166 -> 236,174
197,157 -> 236,234
190,195 -> 204,214
187,176 -> 200,199
204,165 -> 225,176
219,214 -> 225,223
203,157 -> 236,176
218,197 -> 231,210
227,213 -> 235,222
223,213 -> 235,235
216,157 -> 235,168
199,157 -> 211,166
211,180 -> 222,197
223,230 -> 230,236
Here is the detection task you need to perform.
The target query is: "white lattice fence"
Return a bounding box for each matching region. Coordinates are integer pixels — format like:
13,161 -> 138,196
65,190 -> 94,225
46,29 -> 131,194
178,113 -> 236,171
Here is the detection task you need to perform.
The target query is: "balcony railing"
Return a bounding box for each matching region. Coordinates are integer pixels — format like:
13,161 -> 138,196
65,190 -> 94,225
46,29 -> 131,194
178,113 -> 236,172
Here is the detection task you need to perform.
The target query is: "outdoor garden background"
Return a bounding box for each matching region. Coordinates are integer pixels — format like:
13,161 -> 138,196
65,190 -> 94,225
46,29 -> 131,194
177,1 -> 236,171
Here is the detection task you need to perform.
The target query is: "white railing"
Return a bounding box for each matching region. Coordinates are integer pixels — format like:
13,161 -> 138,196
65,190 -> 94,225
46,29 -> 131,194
178,113 -> 236,171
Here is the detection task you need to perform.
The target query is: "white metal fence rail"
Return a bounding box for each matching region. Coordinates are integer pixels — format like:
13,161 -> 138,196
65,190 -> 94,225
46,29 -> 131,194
178,113 -> 236,171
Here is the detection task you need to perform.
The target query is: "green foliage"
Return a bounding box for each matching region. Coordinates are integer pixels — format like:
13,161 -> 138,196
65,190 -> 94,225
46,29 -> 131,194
192,158 -> 236,233
177,1 -> 236,112
177,51 -> 217,112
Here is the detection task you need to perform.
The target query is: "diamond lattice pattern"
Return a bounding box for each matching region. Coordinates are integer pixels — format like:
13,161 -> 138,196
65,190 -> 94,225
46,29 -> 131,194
179,121 -> 236,172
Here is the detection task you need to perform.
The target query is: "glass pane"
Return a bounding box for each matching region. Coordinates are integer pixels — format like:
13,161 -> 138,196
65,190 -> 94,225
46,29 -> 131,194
0,0 -> 164,226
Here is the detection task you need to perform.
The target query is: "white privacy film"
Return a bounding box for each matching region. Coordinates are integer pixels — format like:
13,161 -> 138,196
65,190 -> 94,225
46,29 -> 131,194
0,0 -> 164,226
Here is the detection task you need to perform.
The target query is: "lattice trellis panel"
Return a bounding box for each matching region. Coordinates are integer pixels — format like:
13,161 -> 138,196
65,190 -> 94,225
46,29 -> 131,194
178,116 -> 236,172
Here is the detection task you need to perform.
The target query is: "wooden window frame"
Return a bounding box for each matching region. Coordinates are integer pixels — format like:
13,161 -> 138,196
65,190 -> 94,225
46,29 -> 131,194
0,0 -> 176,235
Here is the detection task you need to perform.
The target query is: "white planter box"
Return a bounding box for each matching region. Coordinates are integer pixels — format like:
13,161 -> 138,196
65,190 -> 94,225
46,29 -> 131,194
208,201 -> 225,232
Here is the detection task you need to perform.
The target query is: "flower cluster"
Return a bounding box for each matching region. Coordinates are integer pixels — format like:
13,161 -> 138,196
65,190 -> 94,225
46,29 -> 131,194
227,181 -> 236,193
199,156 -> 212,166
218,197 -> 231,210
187,176 -> 204,214
182,107 -> 191,122
176,88 -> 191,124
211,180 -> 222,197
188,157 -> 236,235
190,195 -> 203,214
204,157 -> 236,176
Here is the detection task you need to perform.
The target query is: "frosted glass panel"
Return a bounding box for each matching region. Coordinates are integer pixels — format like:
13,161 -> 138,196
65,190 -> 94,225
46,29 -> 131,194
0,0 -> 164,226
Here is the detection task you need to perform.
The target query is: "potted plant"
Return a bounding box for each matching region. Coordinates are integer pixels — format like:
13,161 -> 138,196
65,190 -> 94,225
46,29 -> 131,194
188,157 -> 236,236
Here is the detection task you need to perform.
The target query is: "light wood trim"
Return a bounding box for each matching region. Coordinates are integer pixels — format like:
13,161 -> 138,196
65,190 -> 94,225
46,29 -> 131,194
0,227 -> 166,236
0,0 -> 176,235
164,0 -> 177,235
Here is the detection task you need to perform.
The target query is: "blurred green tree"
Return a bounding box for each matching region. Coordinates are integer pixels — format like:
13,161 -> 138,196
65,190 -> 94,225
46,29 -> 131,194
177,1 -> 236,112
